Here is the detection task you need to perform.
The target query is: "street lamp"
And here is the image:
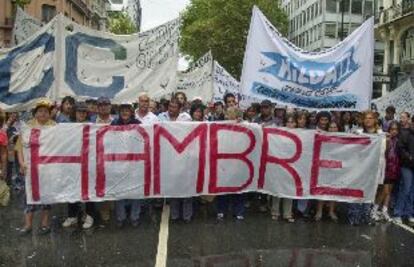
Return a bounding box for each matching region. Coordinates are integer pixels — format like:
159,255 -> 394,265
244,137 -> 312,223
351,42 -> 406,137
340,0 -> 345,41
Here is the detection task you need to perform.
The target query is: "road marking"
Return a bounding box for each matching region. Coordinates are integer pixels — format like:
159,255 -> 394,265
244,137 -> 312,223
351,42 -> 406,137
155,203 -> 170,267
392,221 -> 414,235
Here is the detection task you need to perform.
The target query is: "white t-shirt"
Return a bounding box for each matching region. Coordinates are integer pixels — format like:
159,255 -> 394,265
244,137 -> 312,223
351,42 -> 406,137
158,112 -> 192,122
136,111 -> 160,124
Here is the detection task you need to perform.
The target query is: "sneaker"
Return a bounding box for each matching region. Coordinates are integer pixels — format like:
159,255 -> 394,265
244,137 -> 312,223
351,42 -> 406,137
216,213 -> 224,221
393,217 -> 403,224
381,211 -> 391,222
286,217 -> 295,223
408,217 -> 414,224
38,226 -> 51,235
18,227 -> 32,236
82,215 -> 94,229
62,217 -> 78,228
371,211 -> 380,222
236,215 -> 244,221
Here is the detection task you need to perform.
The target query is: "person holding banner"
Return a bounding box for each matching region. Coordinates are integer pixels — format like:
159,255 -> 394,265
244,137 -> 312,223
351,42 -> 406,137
56,96 -> 75,123
158,98 -> 193,222
348,111 -> 381,225
16,99 -> 56,235
111,103 -> 142,228
62,102 -> 95,229
135,93 -> 159,125
216,106 -> 246,221
94,97 -> 114,223
314,121 -> 341,222
270,113 -> 296,223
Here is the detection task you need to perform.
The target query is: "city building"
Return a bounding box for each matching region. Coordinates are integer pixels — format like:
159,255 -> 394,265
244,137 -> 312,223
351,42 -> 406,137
0,0 -> 109,48
280,0 -> 385,97
375,0 -> 414,94
107,0 -> 141,31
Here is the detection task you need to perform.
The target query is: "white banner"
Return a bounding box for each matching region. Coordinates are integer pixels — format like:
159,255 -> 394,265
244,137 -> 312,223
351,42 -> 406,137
371,79 -> 414,116
212,61 -> 241,102
241,7 -> 374,111
177,51 -> 214,101
0,14 -> 179,110
12,7 -> 43,46
22,122 -> 385,204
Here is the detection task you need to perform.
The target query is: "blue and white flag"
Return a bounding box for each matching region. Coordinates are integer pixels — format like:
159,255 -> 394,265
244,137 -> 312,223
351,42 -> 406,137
241,7 -> 374,111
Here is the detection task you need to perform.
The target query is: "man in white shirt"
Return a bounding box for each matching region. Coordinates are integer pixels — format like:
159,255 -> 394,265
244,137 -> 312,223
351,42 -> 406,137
158,98 -> 191,122
157,97 -> 192,222
135,93 -> 159,124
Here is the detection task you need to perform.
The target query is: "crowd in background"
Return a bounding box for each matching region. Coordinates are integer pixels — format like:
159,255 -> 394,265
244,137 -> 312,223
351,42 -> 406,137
1,91 -> 414,236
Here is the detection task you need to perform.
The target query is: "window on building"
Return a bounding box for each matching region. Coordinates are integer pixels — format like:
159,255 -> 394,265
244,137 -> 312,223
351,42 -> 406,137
42,4 -> 56,23
340,0 -> 351,13
326,0 -> 337,13
351,0 -> 362,14
325,23 -> 337,38
364,1 -> 373,17
315,3 -> 318,17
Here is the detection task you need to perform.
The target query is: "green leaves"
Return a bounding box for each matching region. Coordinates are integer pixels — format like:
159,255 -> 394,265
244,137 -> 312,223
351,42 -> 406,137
180,0 -> 288,79
14,0 -> 31,8
108,11 -> 137,35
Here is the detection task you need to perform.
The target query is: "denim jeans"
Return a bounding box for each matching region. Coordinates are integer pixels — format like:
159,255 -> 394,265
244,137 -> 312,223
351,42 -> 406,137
115,200 -> 142,222
394,167 -> 414,218
217,194 -> 245,217
170,198 -> 193,221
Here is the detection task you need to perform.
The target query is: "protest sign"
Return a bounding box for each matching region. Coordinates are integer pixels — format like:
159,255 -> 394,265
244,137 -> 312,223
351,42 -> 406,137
371,79 -> 414,116
22,122 -> 385,204
0,14 -> 179,110
241,7 -> 374,111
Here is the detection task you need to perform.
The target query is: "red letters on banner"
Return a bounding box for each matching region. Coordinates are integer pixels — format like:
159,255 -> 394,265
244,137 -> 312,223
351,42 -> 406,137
96,125 -> 151,197
310,133 -> 371,198
209,124 -> 256,193
30,125 -> 90,201
28,124 -> 374,201
258,128 -> 303,196
153,124 -> 207,195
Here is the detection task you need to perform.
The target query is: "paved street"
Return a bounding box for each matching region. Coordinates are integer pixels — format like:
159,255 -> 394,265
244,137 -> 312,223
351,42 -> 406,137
1,195 -> 414,267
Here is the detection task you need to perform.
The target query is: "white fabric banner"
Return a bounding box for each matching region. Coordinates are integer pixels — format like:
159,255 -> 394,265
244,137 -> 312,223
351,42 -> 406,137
22,122 -> 385,204
12,7 -> 43,46
371,79 -> 414,116
177,51 -> 214,101
212,61 -> 241,102
241,7 -> 374,111
0,14 -> 179,110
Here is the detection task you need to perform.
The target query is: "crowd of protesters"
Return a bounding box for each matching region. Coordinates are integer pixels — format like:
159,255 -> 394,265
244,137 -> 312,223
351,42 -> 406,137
1,91 -> 414,236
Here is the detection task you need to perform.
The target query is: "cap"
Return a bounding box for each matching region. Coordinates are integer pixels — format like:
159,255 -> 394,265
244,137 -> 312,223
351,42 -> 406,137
75,102 -> 88,112
97,97 -> 111,105
34,99 -> 52,111
260,100 -> 272,107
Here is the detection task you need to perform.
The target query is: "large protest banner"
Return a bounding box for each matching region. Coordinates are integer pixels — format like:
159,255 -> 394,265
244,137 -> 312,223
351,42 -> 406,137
371,79 -> 414,116
22,122 -> 385,204
0,14 -> 179,110
241,7 -> 374,110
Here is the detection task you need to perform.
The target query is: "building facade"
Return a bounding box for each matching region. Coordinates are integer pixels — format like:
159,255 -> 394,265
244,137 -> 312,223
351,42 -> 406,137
280,0 -> 385,97
0,0 -> 109,48
375,0 -> 414,94
108,0 -> 141,31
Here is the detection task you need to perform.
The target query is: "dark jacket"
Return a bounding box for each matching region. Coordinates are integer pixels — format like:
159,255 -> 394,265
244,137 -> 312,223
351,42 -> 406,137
111,117 -> 141,126
397,127 -> 414,168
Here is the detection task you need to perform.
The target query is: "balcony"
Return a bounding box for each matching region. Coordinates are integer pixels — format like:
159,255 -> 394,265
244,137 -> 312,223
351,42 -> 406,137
69,0 -> 93,18
376,1 -> 414,27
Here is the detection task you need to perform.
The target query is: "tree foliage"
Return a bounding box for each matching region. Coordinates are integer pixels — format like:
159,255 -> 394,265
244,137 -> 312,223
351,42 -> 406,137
108,11 -> 137,35
180,0 -> 288,79
14,0 -> 31,8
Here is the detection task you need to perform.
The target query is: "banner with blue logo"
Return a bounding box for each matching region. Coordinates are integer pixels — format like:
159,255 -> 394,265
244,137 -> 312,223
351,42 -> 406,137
0,14 -> 179,111
241,7 -> 374,111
